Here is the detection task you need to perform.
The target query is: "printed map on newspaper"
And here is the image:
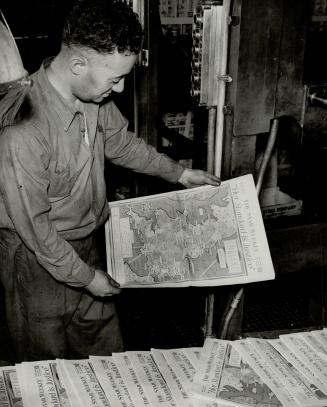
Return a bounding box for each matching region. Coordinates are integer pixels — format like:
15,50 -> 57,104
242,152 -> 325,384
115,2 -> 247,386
105,174 -> 275,287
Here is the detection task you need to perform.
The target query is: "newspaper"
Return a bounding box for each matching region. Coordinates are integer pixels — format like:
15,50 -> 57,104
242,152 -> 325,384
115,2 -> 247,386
49,362 -> 71,407
247,338 -> 326,407
311,330 -> 327,362
56,359 -> 110,407
150,349 -> 222,407
279,333 -> 327,386
151,348 -> 195,407
298,332 -> 327,355
269,339 -> 327,399
192,338 -> 282,407
16,361 -> 60,407
89,356 -> 136,407
55,360 -> 81,407
232,340 -> 299,407
112,352 -> 151,406
182,348 -> 203,371
126,351 -> 178,406
105,174 -> 275,287
0,366 -> 23,407
3,328 -> 327,407
192,339 -> 228,397
0,367 -> 11,407
159,348 -> 198,385
294,331 -> 327,364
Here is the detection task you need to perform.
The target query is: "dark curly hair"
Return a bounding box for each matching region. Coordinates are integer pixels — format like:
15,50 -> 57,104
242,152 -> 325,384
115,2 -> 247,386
62,0 -> 143,54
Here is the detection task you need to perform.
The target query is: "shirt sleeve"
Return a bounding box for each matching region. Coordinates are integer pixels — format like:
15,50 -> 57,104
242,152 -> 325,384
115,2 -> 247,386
0,125 -> 95,287
103,102 -> 185,183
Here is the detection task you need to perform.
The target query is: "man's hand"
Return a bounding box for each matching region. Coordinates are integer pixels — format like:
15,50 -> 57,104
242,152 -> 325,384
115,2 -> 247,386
85,269 -> 121,297
178,168 -> 221,188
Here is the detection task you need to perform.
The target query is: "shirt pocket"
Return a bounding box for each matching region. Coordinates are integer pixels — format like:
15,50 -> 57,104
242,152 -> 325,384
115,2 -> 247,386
48,161 -> 73,201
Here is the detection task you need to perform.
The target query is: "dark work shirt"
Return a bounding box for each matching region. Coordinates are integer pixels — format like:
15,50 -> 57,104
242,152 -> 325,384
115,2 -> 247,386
0,61 -> 185,286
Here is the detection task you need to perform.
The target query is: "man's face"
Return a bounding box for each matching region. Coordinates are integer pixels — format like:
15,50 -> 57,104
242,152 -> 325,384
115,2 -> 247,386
74,50 -> 137,103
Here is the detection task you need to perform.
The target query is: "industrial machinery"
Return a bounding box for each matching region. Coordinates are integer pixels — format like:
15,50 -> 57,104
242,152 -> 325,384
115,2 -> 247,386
190,0 -> 231,176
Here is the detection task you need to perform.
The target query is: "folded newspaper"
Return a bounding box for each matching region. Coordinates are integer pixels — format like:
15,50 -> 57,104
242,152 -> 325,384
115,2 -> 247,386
2,328 -> 327,407
105,174 -> 275,287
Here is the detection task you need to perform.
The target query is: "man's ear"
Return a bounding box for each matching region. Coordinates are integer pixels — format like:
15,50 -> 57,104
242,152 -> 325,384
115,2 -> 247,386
69,55 -> 88,76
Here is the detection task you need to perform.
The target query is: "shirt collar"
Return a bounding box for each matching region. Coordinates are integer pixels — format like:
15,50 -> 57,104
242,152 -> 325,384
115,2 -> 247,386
36,59 -> 85,132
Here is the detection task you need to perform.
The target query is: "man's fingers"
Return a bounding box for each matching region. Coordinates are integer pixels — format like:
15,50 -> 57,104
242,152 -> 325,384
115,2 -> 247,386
106,275 -> 121,296
200,171 -> 220,186
100,287 -> 121,297
85,269 -> 121,297
103,291 -> 119,297
108,275 -> 120,288
207,173 -> 221,185
178,168 -> 221,188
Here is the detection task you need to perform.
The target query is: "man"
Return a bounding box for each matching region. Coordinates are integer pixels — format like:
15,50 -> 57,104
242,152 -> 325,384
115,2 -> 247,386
0,0 -> 220,361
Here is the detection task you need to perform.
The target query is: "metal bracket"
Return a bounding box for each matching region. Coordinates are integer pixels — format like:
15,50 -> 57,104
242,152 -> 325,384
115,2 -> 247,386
223,105 -> 233,115
228,15 -> 240,26
140,49 -> 148,67
217,75 -> 232,82
203,1 -> 222,8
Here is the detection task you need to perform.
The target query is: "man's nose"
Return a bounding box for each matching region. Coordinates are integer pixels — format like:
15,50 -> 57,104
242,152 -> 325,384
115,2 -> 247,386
112,78 -> 125,93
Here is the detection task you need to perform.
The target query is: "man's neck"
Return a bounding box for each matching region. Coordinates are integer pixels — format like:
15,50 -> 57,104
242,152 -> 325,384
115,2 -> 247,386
46,56 -> 76,104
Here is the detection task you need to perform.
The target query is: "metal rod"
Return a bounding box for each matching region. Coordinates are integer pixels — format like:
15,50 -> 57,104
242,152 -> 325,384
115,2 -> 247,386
204,0 -> 231,340
256,118 -> 279,195
219,118 -> 279,340
204,293 -> 215,338
207,107 -> 217,174
203,106 -> 217,339
220,287 -> 244,339
214,0 -> 231,178
308,92 -> 327,109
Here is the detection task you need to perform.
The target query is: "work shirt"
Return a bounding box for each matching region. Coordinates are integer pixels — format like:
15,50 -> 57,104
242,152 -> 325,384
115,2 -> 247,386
0,60 -> 185,287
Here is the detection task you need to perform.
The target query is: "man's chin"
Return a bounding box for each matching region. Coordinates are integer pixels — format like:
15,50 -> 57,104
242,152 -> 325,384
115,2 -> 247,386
93,94 -> 111,103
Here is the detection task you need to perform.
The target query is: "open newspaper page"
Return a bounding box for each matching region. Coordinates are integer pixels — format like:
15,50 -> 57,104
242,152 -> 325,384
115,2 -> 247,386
105,174 -> 275,287
56,359 -> 110,407
0,366 -> 23,407
89,355 -> 136,407
191,338 -> 281,407
15,361 -> 60,407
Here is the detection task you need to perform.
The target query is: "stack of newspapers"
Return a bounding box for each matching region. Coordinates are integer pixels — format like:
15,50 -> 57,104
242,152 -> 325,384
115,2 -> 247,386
1,328 -> 327,407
